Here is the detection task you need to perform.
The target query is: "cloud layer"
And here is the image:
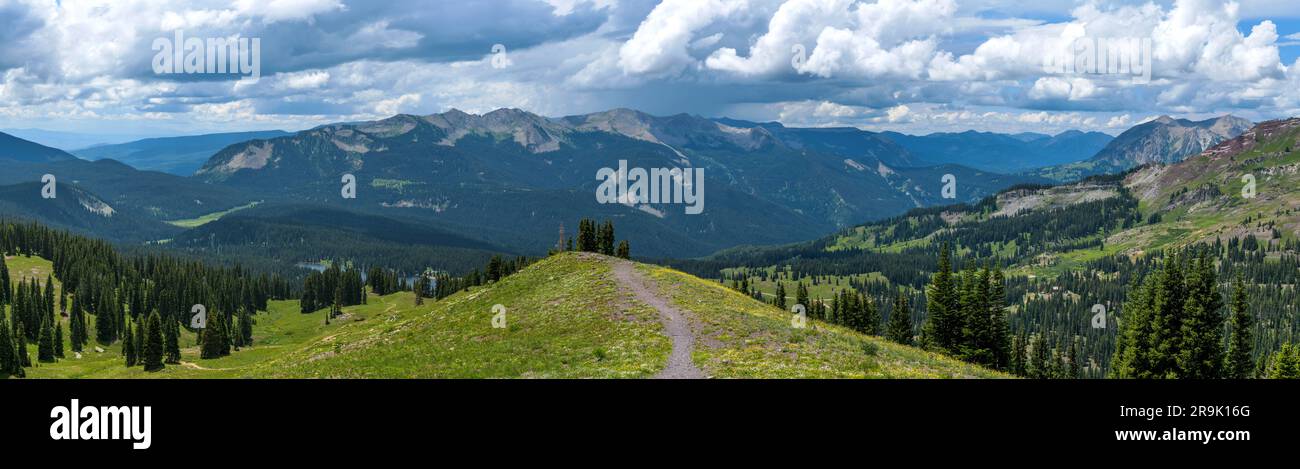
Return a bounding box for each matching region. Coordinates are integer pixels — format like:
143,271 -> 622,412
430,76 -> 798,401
1,0 -> 1298,136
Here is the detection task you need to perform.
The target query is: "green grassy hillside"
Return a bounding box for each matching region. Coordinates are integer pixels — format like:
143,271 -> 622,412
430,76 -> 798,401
9,252 -> 1001,378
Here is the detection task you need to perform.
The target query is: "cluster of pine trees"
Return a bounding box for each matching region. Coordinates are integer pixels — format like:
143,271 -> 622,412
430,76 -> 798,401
2,220 -> 284,378
1110,250 -> 1259,379
300,262 -> 365,315
366,267 -> 409,296
920,244 -> 1012,371
431,255 -> 535,300
560,219 -> 630,258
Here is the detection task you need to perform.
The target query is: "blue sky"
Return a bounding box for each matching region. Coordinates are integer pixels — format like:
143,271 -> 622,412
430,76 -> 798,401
1,0 -> 1298,139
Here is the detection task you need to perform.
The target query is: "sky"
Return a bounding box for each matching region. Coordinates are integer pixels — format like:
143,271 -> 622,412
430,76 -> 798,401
1,0 -> 1299,139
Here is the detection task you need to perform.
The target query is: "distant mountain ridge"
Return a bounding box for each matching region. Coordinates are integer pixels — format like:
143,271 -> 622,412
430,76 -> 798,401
195,108 -> 1047,257
1030,115 -> 1253,181
0,131 -> 78,163
75,130 -> 292,175
880,129 -> 1113,172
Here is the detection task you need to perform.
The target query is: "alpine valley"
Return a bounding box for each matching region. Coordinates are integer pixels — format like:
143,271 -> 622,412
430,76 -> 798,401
3,107 -> 1298,380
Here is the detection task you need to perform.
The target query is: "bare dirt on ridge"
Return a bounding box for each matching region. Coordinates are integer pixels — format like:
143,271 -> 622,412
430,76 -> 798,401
610,260 -> 705,379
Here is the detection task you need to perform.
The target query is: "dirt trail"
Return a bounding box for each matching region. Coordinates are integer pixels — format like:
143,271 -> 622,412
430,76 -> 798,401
611,261 -> 705,379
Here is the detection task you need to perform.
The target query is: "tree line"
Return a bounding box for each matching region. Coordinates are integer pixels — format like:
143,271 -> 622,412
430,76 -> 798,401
2,219 -> 288,378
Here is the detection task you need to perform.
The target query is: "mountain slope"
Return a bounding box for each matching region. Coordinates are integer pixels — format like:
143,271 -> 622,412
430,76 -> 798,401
1032,115 -> 1252,181
194,108 -> 1044,257
0,182 -> 181,242
22,252 -> 1003,378
881,129 -> 1113,172
1118,117 -> 1300,253
0,131 -> 78,163
75,130 -> 292,175
166,204 -> 509,275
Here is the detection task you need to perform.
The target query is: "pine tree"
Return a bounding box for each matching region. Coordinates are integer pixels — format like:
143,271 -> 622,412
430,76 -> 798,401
616,240 -> 630,259
95,292 -> 116,345
774,282 -> 786,310
922,243 -> 960,353
987,265 -> 1011,369
1027,333 -> 1049,379
1224,275 -> 1254,379
863,293 -> 880,335
1010,331 -> 1027,377
1268,344 -> 1299,379
199,309 -> 226,359
1112,275 -> 1157,378
54,322 -> 64,359
238,308 -> 254,348
1148,253 -> 1186,378
885,291 -> 913,345
15,317 -> 30,368
795,283 -> 809,311
1067,336 -> 1082,379
37,316 -> 55,363
133,317 -> 145,363
164,316 -> 180,364
1177,253 -> 1224,378
0,312 -> 15,379
122,321 -> 136,367
142,311 -> 164,372
69,296 -> 84,353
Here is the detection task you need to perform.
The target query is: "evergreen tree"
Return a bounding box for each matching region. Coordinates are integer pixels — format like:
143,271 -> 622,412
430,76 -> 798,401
885,290 -> 913,345
597,220 -> 616,255
987,265 -> 1011,369
142,311 -> 164,372
238,308 -> 254,348
133,317 -> 145,364
0,312 -> 15,378
1112,275 -> 1158,378
37,316 -> 55,362
122,321 -> 136,367
1224,275 -> 1254,379
1010,331 -> 1027,377
1267,344 -> 1299,379
1177,253 -> 1224,378
199,310 -> 226,359
164,316 -> 180,364
1027,333 -> 1049,379
795,283 -> 809,311
15,317 -> 30,368
54,322 -> 64,359
616,240 -> 630,259
863,293 -> 880,335
1067,336 -> 1082,379
922,243 -> 960,352
95,291 -> 116,345
774,282 -> 786,310
0,256 -> 9,307
69,295 -> 84,353
1148,253 -> 1186,378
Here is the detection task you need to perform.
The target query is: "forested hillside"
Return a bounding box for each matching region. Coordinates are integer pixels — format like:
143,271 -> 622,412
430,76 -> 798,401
672,118 -> 1300,378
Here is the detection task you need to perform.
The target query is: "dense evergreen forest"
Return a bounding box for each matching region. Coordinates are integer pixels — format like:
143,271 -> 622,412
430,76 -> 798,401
686,179 -> 1300,379
1,219 -> 293,377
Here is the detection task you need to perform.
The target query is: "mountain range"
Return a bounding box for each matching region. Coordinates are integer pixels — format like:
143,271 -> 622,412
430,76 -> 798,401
191,108 -> 1046,256
0,107 -> 1261,262
880,129 -> 1114,172
1030,115 -> 1253,181
75,130 -> 292,175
